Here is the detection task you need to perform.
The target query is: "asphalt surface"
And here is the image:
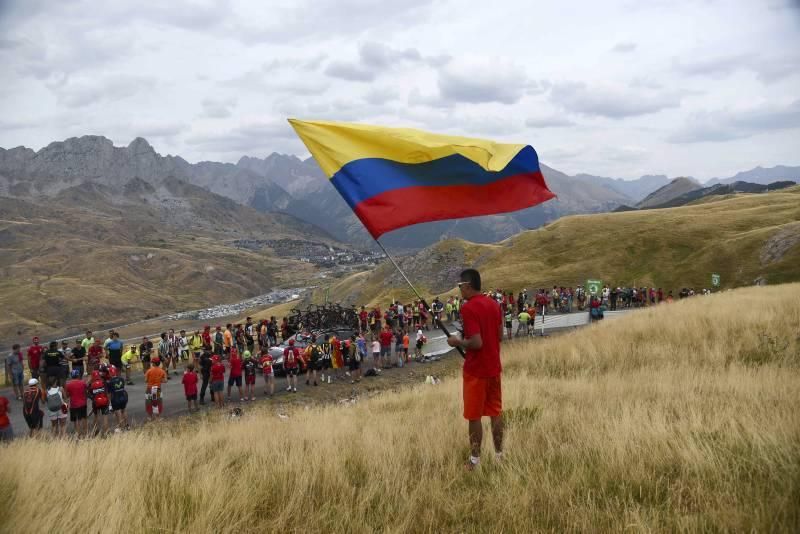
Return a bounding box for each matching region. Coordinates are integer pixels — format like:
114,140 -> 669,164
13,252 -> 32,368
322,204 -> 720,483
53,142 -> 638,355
1,309 -> 635,438
0,325 -> 458,437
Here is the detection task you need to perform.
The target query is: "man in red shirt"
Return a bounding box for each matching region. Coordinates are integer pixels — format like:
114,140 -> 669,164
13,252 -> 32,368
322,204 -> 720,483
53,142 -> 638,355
379,326 -> 394,369
447,268 -> 504,471
87,339 -> 104,373
0,395 -> 12,441
27,337 -> 43,380
64,368 -> 89,437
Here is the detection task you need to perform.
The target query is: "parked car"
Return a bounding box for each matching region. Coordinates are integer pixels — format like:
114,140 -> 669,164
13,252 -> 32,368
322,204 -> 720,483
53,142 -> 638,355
268,329 -> 355,376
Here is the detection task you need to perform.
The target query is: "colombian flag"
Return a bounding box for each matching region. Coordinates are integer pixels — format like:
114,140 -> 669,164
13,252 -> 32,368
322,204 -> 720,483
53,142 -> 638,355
289,119 -> 555,239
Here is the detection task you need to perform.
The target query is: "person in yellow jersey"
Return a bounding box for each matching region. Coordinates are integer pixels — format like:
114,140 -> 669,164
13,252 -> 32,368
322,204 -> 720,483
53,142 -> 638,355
120,344 -> 137,385
188,330 -> 203,366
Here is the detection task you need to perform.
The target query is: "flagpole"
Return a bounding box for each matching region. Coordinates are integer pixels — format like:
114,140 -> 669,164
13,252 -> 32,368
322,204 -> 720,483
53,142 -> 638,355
374,239 -> 466,358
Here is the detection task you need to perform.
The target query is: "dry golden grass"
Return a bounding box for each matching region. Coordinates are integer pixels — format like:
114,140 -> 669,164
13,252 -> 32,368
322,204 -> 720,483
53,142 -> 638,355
318,186 -> 800,309
1,285 -> 798,533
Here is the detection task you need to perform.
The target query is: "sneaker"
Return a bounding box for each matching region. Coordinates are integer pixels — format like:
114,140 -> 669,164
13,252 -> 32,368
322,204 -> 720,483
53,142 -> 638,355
292,387 -> 297,392
313,381 -> 318,386
126,380 -> 134,385
286,386 -> 292,392
327,376 -> 332,384
239,398 -> 244,402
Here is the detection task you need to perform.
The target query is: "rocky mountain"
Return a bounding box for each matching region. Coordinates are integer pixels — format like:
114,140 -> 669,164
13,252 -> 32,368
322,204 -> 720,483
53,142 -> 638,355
640,180 -> 797,210
637,177 -> 701,209
572,173 -> 672,202
707,165 -> 800,186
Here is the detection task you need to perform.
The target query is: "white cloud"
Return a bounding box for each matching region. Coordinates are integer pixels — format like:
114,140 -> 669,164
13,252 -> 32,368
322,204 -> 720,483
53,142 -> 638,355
550,81 -> 685,118
0,0 -> 798,178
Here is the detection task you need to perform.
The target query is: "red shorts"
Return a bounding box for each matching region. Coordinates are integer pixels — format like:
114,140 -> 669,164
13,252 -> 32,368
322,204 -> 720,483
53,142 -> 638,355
245,375 -> 255,385
462,370 -> 502,420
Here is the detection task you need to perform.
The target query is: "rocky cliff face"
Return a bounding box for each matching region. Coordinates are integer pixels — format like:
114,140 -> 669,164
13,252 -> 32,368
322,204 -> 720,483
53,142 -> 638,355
0,135 -> 657,249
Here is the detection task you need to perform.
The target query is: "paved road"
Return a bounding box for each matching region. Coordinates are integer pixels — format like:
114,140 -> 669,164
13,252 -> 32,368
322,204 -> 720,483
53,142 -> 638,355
0,309 -> 635,438
0,326 -> 458,438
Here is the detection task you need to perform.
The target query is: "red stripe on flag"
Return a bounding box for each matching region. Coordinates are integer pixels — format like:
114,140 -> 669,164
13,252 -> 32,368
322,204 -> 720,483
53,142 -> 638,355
352,171 -> 555,239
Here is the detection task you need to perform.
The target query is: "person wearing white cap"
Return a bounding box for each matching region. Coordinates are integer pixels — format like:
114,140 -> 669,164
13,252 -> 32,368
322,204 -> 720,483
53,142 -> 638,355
22,378 -> 44,437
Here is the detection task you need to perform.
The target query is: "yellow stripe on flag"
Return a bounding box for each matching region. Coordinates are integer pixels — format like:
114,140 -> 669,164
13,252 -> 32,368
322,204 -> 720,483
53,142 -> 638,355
288,119 -> 526,178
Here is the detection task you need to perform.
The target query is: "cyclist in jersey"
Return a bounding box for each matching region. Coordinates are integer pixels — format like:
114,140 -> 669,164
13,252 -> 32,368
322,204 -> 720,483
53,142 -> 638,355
121,345 -> 137,385
107,366 -> 129,431
88,370 -> 110,435
106,332 -> 124,372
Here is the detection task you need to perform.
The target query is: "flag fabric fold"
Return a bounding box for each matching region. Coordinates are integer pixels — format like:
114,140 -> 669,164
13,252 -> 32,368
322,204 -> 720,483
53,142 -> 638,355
289,119 -> 555,239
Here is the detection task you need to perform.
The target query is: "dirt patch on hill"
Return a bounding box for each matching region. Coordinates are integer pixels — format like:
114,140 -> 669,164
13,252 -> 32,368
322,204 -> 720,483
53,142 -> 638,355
761,222 -> 800,265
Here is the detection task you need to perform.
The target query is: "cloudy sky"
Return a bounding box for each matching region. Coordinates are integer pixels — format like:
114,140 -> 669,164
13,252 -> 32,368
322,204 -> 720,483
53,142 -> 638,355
1,0 -> 799,181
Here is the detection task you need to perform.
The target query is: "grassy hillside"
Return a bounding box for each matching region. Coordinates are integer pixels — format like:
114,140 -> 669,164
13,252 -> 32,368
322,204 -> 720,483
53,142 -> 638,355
314,186 -> 800,307
1,285 -> 798,532
0,194 -> 321,341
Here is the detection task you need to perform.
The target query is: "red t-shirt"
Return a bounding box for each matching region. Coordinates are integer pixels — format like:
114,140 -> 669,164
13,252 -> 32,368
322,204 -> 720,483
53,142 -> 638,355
210,362 -> 225,382
27,345 -> 43,369
182,371 -> 198,396
283,347 -> 299,368
359,311 -> 368,324
461,293 -> 502,378
229,356 -> 242,378
379,330 -> 393,348
87,345 -> 103,364
260,355 -> 273,375
65,379 -> 88,408
0,396 -> 9,429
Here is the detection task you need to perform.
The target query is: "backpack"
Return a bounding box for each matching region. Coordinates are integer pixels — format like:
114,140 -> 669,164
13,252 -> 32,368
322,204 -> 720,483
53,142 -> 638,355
46,389 -> 62,411
91,380 -> 109,408
23,388 -> 40,416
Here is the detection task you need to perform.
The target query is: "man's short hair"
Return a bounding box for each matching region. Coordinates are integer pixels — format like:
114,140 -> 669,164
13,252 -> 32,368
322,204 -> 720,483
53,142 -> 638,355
460,269 -> 481,291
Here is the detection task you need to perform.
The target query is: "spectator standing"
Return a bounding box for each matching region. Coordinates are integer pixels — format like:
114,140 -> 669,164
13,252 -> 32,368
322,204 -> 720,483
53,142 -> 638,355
0,394 -> 12,441
22,378 -> 44,437
64,369 -> 89,438
27,337 -> 43,380
447,269 -> 504,471
182,363 -> 199,411
44,376 -> 68,437
5,344 -> 24,400
70,339 -> 86,377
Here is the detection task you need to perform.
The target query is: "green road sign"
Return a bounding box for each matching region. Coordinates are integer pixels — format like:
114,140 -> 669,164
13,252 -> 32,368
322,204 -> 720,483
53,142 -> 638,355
586,279 -> 602,295
711,273 -> 720,287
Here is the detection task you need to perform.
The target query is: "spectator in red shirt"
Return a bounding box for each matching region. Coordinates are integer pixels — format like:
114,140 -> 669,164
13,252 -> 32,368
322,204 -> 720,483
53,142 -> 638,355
64,369 -> 89,438
210,355 -> 226,409
27,337 -> 43,380
227,348 -> 244,402
0,395 -> 12,441
182,363 -> 199,412
379,326 -> 394,369
283,339 -> 301,393
87,339 -> 104,373
447,268 -> 504,471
